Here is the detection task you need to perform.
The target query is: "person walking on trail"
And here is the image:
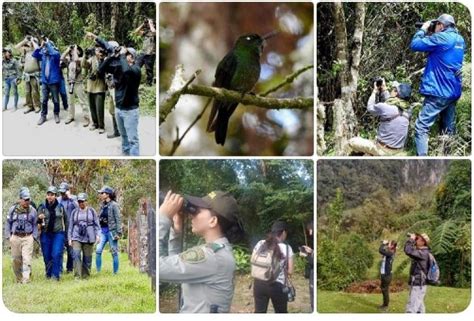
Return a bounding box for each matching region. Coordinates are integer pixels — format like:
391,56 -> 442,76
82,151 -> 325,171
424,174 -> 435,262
159,190 -> 241,313
251,221 -> 294,313
15,36 -> 41,113
2,48 -> 21,111
57,182 -> 78,273
379,239 -> 397,311
95,186 -> 122,274
404,233 -> 431,313
33,36 -> 62,125
348,80 -> 413,156
37,186 -> 68,281
411,14 -> 465,156
5,188 -> 38,284
68,193 -> 100,279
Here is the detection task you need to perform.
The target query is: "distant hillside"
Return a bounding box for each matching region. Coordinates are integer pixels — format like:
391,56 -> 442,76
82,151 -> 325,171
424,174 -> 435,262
317,160 -> 450,210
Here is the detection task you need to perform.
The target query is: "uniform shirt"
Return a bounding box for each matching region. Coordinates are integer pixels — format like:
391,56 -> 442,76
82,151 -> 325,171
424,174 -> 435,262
82,56 -> 106,93
68,207 -> 100,243
21,47 -> 41,74
58,195 -> 78,224
367,91 -> 411,149
411,27 -> 465,100
142,30 -> 156,55
253,240 -> 294,285
159,214 -> 236,313
5,205 -> 38,238
2,58 -> 21,80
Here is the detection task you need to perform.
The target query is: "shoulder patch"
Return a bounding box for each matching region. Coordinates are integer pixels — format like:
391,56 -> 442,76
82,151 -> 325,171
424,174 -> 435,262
179,247 -> 206,263
207,243 -> 225,253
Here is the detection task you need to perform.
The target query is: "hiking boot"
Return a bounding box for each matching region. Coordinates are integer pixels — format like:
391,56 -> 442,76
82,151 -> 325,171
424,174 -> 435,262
24,107 -> 35,114
37,116 -> 47,125
54,114 -> 60,124
89,124 -> 97,131
98,128 -> 105,134
65,118 -> 74,124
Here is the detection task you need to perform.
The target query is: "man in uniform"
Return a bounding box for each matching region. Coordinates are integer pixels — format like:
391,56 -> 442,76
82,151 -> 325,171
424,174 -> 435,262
57,182 -> 78,273
159,190 -> 238,313
5,187 -> 38,283
15,36 -> 41,113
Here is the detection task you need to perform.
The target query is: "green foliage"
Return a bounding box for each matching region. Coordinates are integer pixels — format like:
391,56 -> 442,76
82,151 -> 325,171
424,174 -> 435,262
233,245 -> 251,274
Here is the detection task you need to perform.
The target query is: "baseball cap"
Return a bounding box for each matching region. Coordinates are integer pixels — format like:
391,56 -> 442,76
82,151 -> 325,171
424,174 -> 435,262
47,186 -> 57,194
19,187 -> 31,200
98,185 -> 114,195
184,191 -> 238,223
434,14 -> 455,27
59,182 -> 69,193
271,221 -> 288,233
126,47 -> 137,59
77,193 -> 88,201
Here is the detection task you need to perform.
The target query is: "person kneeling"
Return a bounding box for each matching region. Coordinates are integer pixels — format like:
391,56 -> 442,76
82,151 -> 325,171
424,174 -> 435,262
349,81 -> 412,156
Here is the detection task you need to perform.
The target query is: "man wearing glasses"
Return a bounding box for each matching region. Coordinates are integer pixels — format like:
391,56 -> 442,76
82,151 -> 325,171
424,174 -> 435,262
5,187 -> 38,283
410,14 -> 465,156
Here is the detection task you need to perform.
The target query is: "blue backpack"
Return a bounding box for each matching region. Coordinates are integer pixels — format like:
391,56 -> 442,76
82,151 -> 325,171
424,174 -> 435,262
421,252 -> 440,285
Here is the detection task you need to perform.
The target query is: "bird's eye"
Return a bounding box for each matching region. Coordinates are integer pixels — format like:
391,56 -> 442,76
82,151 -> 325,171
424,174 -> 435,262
246,36 -> 251,41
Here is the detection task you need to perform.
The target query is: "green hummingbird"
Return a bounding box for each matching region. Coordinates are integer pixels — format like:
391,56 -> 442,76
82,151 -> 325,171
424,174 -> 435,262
206,32 -> 275,146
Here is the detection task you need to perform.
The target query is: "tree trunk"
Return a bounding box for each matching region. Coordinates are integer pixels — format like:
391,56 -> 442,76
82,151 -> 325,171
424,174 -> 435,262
111,3 -> 119,40
317,101 -> 327,154
332,2 -> 366,155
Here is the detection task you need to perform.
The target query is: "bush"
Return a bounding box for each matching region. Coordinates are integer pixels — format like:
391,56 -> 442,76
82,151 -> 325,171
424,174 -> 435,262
233,245 -> 251,274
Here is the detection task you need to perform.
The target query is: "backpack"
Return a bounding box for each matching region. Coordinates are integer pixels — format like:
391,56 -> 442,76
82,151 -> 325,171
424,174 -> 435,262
425,253 -> 440,285
250,241 -> 281,282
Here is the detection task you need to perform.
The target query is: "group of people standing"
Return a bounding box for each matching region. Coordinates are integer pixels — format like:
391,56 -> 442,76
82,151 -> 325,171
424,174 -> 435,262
2,18 -> 156,156
5,184 -> 122,283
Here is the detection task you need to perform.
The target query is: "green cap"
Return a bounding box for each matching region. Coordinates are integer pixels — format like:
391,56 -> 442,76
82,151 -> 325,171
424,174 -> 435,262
47,186 -> 57,194
185,191 -> 239,223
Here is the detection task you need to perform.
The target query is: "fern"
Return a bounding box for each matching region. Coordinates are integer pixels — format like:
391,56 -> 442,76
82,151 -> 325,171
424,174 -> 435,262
431,220 -> 458,255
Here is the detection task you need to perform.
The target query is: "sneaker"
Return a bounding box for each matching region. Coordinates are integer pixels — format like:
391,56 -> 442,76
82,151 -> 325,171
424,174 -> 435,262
83,119 -> 90,127
54,114 -> 60,124
37,116 -> 47,125
65,118 -> 74,124
34,108 -> 41,113
89,125 -> 98,131
98,128 -> 105,134
24,108 -> 35,114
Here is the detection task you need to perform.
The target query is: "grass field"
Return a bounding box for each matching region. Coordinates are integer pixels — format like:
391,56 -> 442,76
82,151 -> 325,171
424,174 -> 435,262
2,252 -> 156,313
317,286 -> 471,313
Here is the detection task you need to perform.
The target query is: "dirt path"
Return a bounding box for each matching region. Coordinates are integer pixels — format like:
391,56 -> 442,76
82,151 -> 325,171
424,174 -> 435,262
2,99 -> 156,156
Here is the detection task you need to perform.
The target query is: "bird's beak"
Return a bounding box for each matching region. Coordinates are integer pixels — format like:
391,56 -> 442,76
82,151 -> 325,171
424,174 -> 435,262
262,30 -> 279,40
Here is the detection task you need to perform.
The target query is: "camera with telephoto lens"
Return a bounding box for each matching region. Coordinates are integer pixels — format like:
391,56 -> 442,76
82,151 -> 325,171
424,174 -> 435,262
415,20 -> 437,34
159,191 -> 199,215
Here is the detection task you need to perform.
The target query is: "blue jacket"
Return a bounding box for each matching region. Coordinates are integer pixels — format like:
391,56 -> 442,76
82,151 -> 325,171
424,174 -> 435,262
410,27 -> 465,100
32,42 -> 62,85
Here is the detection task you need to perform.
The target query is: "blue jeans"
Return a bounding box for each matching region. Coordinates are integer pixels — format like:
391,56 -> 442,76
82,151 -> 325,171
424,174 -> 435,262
415,95 -> 457,156
116,108 -> 140,156
40,232 -> 65,279
41,83 -> 60,116
3,77 -> 19,109
59,77 -> 69,110
96,231 -> 119,274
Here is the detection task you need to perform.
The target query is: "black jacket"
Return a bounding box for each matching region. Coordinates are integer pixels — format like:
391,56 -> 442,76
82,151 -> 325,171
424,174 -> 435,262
379,244 -> 395,276
404,239 -> 430,286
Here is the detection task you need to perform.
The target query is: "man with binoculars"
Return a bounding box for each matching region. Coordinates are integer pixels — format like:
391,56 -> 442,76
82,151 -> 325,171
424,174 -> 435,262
159,190 -> 240,313
411,14 -> 465,156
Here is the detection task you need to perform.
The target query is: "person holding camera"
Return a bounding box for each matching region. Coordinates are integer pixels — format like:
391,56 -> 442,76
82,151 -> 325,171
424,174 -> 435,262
5,187 -> 38,284
14,36 -> 41,114
404,233 -> 431,313
2,48 -> 21,111
411,14 -> 465,156
133,18 -> 156,86
379,239 -> 397,311
33,36 -> 63,125
348,80 -> 413,156
61,45 -> 90,126
82,35 -> 107,134
37,186 -> 68,281
68,193 -> 100,279
159,190 -> 240,313
252,221 -> 294,313
95,186 -> 122,274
